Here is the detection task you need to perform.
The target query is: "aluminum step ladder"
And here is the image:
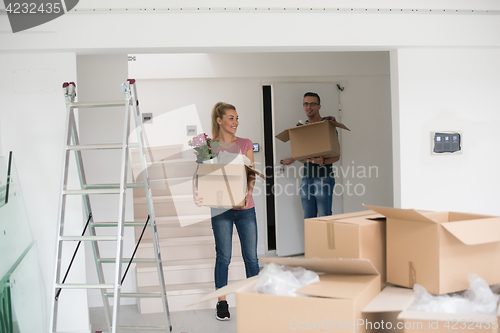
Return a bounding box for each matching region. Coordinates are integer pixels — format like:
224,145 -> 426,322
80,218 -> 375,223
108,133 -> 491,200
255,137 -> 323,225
49,80 -> 172,332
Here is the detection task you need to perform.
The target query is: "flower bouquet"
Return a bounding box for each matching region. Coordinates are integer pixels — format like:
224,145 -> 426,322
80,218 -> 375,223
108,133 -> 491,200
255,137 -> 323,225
188,133 -> 219,163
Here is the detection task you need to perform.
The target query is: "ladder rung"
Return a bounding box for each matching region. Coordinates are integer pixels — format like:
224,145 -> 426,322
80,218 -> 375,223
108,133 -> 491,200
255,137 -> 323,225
91,221 -> 146,227
69,100 -> 127,108
56,283 -> 114,289
85,183 -> 143,189
64,189 -> 120,195
105,292 -> 163,298
67,143 -> 140,150
98,258 -> 156,263
67,143 -> 123,150
60,236 -> 118,241
118,327 -> 169,331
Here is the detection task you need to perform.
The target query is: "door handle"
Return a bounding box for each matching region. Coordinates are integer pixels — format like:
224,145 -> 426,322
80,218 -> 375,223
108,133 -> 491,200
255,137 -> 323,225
275,161 -> 285,177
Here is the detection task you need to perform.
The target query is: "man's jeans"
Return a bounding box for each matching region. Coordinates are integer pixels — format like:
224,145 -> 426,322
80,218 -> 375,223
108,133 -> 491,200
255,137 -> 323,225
210,207 -> 259,289
300,176 -> 336,218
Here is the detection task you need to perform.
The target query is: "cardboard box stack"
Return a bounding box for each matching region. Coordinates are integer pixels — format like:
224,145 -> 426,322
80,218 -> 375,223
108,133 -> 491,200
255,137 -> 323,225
192,123 -> 500,332
362,205 -> 500,332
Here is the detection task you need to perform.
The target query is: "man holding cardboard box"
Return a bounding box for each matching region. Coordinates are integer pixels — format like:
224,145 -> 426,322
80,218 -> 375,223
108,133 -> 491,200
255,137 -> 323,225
282,92 -> 340,218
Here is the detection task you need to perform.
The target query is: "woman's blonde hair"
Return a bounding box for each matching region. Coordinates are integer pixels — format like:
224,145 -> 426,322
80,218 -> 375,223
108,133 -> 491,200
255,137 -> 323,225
211,102 -> 236,139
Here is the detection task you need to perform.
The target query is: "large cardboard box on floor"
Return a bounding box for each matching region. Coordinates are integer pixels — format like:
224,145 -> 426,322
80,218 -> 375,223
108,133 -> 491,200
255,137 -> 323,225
190,257 -> 381,333
195,163 -> 264,208
366,205 -> 500,295
364,285 -> 500,333
275,119 -> 350,161
304,210 -> 387,287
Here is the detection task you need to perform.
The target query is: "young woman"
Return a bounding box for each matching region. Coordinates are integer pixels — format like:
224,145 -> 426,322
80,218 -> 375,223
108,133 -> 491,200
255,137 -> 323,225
195,102 -> 259,321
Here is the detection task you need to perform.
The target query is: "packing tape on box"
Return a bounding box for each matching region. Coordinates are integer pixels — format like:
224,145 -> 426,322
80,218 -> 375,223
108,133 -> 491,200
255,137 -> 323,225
216,190 -> 223,206
409,261 -> 416,288
221,166 -> 236,207
327,222 -> 335,249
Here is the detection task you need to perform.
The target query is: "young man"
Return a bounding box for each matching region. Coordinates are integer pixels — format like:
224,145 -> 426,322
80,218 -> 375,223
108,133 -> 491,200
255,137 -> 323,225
282,92 -> 339,218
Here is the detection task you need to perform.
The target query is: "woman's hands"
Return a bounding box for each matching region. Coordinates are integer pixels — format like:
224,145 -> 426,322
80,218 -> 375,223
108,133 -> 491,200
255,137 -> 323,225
193,190 -> 203,207
243,191 -> 253,209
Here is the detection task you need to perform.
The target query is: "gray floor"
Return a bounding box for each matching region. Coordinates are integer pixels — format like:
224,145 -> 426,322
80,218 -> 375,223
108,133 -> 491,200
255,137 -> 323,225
89,305 -> 236,333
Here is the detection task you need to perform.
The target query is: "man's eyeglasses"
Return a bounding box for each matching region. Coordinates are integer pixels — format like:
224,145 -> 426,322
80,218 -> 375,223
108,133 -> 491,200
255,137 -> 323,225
303,102 -> 319,107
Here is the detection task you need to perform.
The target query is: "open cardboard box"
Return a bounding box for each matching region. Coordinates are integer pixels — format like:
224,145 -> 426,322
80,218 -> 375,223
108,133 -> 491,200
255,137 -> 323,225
195,163 -> 265,208
364,285 -> 500,333
366,205 -> 500,295
275,119 -> 350,161
305,210 -> 387,288
190,257 -> 381,333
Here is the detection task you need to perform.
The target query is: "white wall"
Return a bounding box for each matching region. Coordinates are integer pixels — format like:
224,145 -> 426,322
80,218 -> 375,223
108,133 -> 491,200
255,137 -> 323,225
393,48 -> 500,214
130,52 -> 393,253
0,53 -> 89,332
335,74 -> 393,212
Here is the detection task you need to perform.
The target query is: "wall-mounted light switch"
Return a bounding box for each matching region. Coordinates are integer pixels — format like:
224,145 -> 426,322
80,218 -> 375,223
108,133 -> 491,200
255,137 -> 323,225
187,125 -> 197,136
142,113 -> 153,123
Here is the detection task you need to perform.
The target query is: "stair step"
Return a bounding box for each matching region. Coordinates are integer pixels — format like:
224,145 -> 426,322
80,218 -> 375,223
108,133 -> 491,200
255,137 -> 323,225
136,257 -> 246,287
132,158 -> 197,181
134,157 -> 194,166
136,235 -> 241,261
130,144 -> 184,164
148,235 -> 229,247
132,177 -> 193,197
134,199 -> 210,219
155,214 -> 211,226
137,283 -> 237,313
143,282 -> 216,295
138,257 -> 244,273
136,222 -> 213,240
134,194 -> 192,204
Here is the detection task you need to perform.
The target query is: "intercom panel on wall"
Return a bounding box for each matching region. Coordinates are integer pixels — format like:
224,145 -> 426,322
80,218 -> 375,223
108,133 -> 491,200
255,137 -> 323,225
431,131 -> 462,155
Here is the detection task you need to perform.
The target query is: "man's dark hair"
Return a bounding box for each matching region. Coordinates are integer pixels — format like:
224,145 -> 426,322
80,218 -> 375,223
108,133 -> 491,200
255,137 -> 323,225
304,92 -> 320,105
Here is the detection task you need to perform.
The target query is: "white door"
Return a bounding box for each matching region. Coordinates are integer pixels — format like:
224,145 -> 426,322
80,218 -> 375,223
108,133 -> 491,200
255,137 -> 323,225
272,83 -> 342,256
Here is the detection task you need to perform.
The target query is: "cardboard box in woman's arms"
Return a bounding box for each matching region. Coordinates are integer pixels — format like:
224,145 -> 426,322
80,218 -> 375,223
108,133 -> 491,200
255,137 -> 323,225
195,163 -> 264,208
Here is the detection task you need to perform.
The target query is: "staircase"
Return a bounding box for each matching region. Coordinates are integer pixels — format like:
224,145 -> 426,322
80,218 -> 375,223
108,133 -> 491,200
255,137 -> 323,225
131,145 -> 246,313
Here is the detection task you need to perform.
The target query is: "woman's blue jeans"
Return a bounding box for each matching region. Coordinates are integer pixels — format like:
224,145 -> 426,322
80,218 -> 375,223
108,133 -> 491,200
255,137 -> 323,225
299,176 -> 336,218
210,207 -> 259,289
